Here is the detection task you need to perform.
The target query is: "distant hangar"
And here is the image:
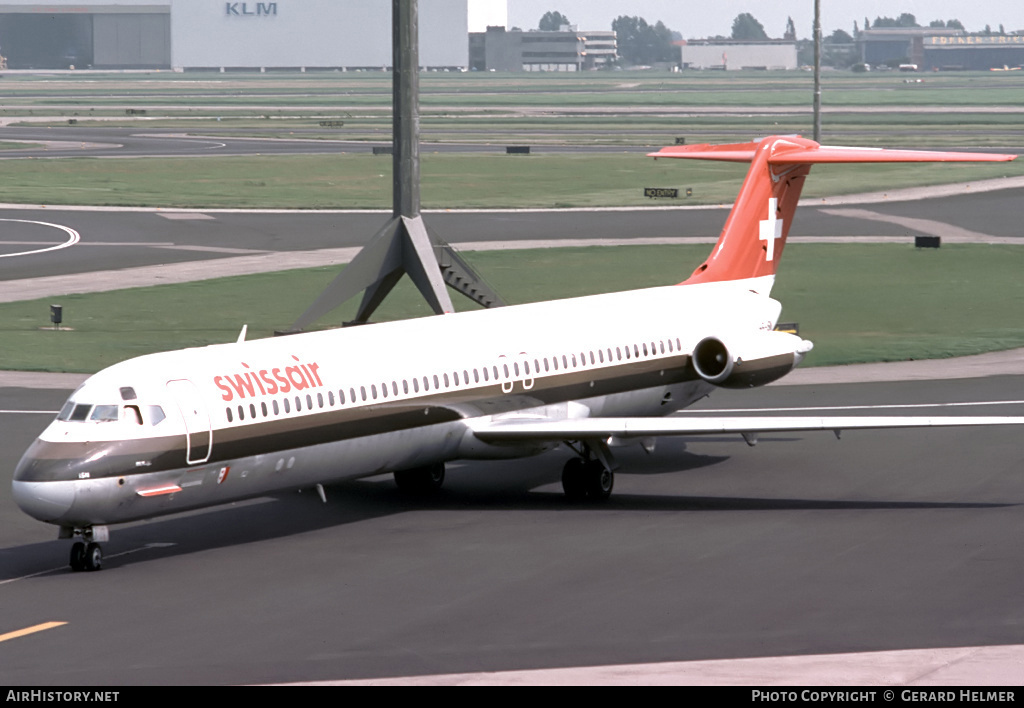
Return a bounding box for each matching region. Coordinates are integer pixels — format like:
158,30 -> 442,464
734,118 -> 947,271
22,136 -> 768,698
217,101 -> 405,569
0,0 -> 489,70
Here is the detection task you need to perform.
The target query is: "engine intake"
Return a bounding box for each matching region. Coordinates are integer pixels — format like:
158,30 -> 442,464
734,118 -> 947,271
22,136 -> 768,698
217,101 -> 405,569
691,333 -> 812,389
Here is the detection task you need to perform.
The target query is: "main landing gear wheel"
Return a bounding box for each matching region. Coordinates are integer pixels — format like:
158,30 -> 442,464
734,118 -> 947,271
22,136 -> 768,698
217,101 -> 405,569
562,458 -> 614,501
584,461 -> 614,500
394,462 -> 446,495
561,458 -> 588,501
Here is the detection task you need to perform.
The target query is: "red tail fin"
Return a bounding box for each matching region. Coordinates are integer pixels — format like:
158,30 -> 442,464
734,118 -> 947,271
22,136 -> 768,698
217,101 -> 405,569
650,136 -> 1016,292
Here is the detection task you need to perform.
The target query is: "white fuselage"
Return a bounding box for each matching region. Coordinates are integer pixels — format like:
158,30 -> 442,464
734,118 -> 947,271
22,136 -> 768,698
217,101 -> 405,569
13,279 -> 792,528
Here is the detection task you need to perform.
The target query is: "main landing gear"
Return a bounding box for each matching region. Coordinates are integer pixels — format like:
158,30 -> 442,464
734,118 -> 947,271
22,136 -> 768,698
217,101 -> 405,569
62,525 -> 108,572
561,441 -> 616,501
394,461 -> 446,495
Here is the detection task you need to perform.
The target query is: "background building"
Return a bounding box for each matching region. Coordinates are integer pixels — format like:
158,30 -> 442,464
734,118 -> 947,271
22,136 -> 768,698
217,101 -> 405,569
470,25 -> 616,72
924,34 -> 1024,70
857,27 -> 1024,70
0,0 -> 487,70
679,40 -> 797,71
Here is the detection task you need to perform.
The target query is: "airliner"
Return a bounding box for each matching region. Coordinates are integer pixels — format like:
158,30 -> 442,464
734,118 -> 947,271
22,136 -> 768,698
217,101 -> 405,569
12,135 -> 1023,572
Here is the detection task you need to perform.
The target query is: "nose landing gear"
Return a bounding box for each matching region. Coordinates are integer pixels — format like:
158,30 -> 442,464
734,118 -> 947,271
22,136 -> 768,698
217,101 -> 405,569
62,526 -> 108,572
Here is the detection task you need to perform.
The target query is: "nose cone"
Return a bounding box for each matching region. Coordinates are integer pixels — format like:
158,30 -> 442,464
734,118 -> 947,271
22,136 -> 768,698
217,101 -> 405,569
12,480 -> 76,523
13,438 -> 80,524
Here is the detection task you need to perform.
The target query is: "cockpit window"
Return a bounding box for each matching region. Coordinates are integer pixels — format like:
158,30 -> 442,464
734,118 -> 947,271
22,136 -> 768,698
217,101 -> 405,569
58,399 -> 167,425
146,406 -> 166,426
119,387 -> 137,401
69,404 -> 92,422
90,405 -> 120,422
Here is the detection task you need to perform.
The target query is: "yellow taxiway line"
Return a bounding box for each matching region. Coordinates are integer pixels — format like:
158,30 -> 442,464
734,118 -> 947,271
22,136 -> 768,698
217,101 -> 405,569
0,622 -> 66,643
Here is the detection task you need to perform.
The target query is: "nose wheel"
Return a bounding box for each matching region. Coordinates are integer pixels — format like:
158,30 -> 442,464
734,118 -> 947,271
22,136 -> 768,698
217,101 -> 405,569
64,526 -> 107,572
69,542 -> 103,572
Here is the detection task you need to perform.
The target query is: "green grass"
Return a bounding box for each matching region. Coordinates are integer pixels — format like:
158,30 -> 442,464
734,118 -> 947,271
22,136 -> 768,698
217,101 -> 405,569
3,243 -> 1024,374
0,153 -> 1020,209
3,70 -> 1023,107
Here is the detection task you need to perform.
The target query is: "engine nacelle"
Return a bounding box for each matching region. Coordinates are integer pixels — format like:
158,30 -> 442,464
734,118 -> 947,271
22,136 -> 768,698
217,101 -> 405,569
691,332 -> 813,389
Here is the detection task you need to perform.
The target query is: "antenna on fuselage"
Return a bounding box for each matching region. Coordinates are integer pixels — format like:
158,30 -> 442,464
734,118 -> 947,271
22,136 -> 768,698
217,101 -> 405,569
284,0 -> 503,333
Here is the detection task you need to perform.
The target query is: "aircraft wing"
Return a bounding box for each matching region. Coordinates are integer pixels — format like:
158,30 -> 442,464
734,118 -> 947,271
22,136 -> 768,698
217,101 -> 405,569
470,415 -> 1024,442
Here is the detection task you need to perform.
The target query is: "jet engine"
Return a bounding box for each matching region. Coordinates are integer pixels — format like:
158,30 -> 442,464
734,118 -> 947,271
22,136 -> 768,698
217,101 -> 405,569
691,331 -> 813,389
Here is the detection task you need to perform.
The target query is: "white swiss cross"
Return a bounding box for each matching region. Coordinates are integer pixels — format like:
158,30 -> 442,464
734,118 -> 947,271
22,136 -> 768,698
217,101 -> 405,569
759,198 -> 783,261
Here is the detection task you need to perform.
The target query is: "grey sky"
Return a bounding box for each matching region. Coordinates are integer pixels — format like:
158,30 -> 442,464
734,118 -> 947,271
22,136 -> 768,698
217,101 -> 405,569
507,1 -> 1024,39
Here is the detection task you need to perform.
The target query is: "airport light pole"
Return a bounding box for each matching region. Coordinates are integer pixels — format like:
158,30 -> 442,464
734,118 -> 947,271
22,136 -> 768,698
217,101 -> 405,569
813,0 -> 822,142
288,0 -> 503,332
393,0 -> 419,219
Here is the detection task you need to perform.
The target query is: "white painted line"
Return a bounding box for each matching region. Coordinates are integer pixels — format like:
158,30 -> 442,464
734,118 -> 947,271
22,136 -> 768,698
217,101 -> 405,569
0,544 -> 176,586
0,219 -> 80,259
157,213 -> 216,221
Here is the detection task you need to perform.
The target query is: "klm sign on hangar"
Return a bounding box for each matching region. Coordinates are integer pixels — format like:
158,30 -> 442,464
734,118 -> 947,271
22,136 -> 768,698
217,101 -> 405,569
0,0 -> 469,70
224,2 -> 278,16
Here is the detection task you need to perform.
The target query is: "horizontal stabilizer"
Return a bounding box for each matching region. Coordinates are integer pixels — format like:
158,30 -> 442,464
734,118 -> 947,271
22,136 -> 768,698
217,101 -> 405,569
471,415 -> 1024,441
649,138 -> 1017,164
